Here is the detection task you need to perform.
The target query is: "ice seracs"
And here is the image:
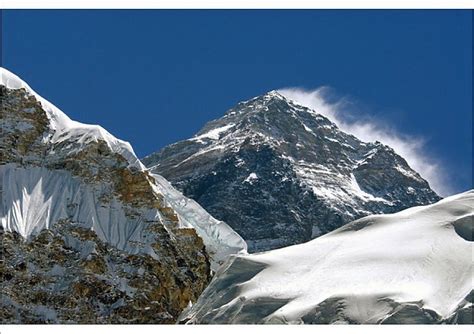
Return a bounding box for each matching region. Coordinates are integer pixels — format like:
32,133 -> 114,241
180,190 -> 474,324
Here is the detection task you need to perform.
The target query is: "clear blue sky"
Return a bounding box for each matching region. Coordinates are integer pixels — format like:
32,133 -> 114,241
2,10 -> 472,194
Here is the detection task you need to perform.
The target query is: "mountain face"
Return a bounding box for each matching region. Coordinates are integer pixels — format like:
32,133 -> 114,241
143,91 -> 441,252
179,191 -> 474,324
0,68 -> 246,324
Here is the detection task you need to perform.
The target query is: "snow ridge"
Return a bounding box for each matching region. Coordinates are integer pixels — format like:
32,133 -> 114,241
0,67 -> 143,170
180,190 -> 474,324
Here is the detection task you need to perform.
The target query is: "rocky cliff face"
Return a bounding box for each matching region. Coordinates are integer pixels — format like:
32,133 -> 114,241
1,221 -> 209,323
0,68 -> 245,323
144,91 -> 441,252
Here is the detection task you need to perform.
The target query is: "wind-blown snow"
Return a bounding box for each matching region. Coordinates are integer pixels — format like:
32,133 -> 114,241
181,190 -> 474,324
278,87 -> 451,196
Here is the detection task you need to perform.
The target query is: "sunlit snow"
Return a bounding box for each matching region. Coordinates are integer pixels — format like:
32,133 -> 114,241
181,191 -> 474,323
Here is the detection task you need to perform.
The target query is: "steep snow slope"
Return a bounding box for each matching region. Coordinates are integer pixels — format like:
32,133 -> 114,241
0,67 -> 246,271
144,90 -> 440,252
180,190 -> 474,324
150,173 -> 248,267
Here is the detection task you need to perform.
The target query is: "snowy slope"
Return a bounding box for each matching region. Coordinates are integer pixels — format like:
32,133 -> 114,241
0,67 -> 246,271
180,190 -> 474,324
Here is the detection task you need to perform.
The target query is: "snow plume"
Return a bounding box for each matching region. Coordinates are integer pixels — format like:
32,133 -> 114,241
278,87 -> 452,196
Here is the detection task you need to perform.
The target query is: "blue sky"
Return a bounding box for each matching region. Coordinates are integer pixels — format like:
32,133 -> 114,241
2,10 -> 472,195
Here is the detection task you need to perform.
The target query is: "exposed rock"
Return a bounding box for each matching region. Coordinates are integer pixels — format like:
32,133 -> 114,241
144,91 -> 441,252
1,69 -> 246,323
0,222 -> 210,324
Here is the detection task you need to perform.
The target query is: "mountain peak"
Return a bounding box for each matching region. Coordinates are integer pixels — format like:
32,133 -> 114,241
262,89 -> 286,100
235,89 -> 291,109
223,89 -> 321,125
145,90 -> 440,252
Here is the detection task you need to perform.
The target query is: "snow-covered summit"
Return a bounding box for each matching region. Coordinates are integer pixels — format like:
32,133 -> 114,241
259,90 -> 287,101
144,90 -> 440,252
180,190 -> 474,324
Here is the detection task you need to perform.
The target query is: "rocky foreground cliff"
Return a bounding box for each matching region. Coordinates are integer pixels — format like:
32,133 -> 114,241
0,68 -> 246,323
